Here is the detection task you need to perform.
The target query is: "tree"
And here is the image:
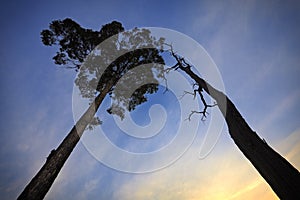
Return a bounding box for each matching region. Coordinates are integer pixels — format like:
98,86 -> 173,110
18,18 -> 165,200
19,18 -> 300,200
167,47 -> 300,199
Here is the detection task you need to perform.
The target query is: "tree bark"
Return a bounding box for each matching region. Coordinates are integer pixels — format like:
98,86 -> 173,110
180,66 -> 300,200
17,81 -> 113,200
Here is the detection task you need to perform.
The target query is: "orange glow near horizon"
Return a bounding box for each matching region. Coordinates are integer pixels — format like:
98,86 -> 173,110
114,128 -> 300,200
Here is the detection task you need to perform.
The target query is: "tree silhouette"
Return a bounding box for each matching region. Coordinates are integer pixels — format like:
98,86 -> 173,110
18,18 -> 300,200
18,18 -> 164,200
166,46 -> 300,199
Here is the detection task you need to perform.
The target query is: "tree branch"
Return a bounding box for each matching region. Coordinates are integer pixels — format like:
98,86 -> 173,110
165,44 -> 217,120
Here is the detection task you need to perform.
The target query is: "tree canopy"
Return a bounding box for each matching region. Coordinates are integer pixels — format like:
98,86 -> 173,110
41,18 -> 165,120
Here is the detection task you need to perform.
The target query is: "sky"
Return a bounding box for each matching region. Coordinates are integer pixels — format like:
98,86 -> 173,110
0,0 -> 300,199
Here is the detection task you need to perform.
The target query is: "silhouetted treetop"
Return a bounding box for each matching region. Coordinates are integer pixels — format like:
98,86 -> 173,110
41,18 -> 165,119
41,18 -> 124,69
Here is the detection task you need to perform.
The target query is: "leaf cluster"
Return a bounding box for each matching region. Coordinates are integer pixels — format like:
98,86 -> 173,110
41,19 -> 166,119
41,18 -> 124,69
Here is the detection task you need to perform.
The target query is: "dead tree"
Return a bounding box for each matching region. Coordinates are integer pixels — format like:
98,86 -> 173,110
168,48 -> 300,200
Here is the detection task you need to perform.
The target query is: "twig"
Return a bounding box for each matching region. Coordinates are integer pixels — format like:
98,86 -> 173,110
165,43 -> 218,121
186,110 -> 206,121
179,90 -> 196,100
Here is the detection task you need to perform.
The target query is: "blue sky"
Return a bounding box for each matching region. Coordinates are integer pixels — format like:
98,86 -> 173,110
0,0 -> 300,199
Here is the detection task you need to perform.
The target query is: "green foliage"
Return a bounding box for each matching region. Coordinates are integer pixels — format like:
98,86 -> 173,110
86,116 -> 102,131
41,18 -> 124,69
41,18 -> 165,120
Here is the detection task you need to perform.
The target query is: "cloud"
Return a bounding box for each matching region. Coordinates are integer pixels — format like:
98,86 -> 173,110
0,67 -> 75,199
114,126 -> 300,200
73,177 -> 101,199
274,128 -> 300,169
44,145 -> 102,200
258,89 -> 300,133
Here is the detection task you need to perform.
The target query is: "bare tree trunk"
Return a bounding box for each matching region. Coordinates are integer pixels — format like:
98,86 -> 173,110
180,66 -> 300,199
17,82 -> 113,200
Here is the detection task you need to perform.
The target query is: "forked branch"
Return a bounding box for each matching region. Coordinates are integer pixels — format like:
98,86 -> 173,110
165,44 -> 217,120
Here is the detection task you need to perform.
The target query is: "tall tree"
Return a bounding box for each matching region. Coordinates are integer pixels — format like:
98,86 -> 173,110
19,18 -> 300,200
167,47 -> 300,199
18,19 -> 164,200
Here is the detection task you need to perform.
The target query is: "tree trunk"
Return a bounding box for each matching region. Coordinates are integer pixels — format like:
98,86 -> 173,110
17,82 -> 113,200
180,66 -> 300,199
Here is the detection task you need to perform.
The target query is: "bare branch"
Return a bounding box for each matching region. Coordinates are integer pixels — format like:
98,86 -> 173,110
185,110 -> 207,121
164,63 -> 179,74
179,90 -> 196,100
165,47 -> 218,121
162,75 -> 169,94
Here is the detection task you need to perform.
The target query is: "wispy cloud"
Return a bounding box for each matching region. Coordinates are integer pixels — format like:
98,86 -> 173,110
114,127 -> 300,200
45,148 -> 101,200
258,89 -> 300,133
